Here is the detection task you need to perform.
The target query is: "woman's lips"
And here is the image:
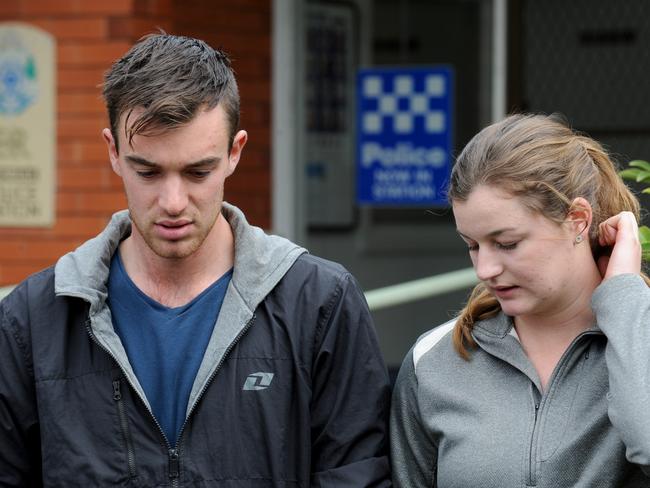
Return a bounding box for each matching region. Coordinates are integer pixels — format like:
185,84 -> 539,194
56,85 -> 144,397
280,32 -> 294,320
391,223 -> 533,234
491,285 -> 519,299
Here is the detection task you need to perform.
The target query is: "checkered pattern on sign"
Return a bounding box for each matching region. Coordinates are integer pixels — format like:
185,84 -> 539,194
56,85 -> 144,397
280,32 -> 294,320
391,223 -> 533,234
361,74 -> 447,135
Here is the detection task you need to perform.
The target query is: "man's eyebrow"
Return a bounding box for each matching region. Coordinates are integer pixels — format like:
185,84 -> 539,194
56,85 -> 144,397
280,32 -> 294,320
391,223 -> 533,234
125,155 -> 156,167
124,155 -> 221,168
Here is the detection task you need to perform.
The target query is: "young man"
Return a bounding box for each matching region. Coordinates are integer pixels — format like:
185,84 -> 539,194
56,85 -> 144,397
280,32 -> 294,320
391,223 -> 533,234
0,34 -> 391,486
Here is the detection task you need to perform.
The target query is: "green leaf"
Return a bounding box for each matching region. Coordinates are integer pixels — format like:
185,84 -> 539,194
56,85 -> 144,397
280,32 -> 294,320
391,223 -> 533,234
635,170 -> 650,183
639,226 -> 650,244
642,242 -> 650,262
619,168 -> 642,181
629,160 -> 650,172
643,187 -> 650,194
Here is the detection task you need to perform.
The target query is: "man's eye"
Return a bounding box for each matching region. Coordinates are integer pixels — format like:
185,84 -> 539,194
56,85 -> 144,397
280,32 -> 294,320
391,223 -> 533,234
467,244 -> 478,252
189,170 -> 210,179
136,171 -> 157,179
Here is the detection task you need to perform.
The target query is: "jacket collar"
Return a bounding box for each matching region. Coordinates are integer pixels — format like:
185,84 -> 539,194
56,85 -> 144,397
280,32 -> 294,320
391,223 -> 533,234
472,312 -> 602,393
54,202 -> 306,314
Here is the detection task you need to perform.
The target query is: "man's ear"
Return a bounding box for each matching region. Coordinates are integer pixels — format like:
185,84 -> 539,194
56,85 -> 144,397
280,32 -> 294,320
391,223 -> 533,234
102,128 -> 122,176
226,130 -> 248,177
567,197 -> 593,238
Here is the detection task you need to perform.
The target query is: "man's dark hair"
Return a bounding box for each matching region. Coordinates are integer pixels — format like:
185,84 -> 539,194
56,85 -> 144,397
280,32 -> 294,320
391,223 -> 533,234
103,33 -> 240,151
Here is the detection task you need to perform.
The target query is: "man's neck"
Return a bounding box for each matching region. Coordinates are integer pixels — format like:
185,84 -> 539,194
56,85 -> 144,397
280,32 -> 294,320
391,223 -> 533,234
118,216 -> 235,307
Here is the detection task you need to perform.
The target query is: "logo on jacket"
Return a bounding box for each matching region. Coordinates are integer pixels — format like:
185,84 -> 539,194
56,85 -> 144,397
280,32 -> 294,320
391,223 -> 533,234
243,372 -> 275,391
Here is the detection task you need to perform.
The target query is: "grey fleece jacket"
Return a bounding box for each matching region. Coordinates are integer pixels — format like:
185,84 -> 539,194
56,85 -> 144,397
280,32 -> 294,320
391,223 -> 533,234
391,274 -> 650,487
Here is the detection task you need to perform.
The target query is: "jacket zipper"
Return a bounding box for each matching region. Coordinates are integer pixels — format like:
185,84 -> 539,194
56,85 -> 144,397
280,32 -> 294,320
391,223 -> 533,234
170,315 -> 257,487
525,330 -> 598,486
113,378 -> 137,478
87,314 -> 257,488
527,402 -> 540,486
85,320 -> 173,480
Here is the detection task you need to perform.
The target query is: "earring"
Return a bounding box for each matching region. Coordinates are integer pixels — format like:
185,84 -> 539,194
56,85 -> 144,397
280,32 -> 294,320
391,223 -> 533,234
575,235 -> 583,244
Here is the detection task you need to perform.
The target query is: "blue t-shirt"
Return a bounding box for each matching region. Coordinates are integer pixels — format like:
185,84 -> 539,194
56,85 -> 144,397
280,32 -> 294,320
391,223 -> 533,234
107,252 -> 232,447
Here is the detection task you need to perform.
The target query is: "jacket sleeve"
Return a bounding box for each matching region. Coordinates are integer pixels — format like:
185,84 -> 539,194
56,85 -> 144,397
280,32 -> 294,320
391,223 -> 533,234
592,273 -> 650,476
390,348 -> 437,487
309,272 -> 392,487
0,286 -> 43,486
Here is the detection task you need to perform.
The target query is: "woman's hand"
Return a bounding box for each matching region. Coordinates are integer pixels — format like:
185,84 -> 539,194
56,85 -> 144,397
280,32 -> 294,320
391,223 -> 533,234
597,211 -> 642,280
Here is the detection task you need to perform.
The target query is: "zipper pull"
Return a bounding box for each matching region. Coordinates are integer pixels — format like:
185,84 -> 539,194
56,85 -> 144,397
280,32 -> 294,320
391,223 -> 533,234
112,380 -> 122,401
534,403 -> 539,420
169,449 -> 180,479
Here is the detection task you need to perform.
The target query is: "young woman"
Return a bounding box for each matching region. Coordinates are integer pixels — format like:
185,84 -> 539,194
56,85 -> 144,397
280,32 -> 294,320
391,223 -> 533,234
391,113 -> 650,487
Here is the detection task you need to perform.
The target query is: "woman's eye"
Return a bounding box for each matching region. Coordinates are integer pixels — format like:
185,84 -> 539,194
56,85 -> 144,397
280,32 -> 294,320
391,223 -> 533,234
496,242 -> 517,250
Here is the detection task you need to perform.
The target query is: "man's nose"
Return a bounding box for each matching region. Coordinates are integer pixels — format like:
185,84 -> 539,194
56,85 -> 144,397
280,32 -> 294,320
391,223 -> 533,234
159,175 -> 188,216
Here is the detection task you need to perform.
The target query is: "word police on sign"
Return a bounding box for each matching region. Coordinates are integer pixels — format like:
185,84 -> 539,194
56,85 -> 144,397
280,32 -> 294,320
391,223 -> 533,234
356,66 -> 453,205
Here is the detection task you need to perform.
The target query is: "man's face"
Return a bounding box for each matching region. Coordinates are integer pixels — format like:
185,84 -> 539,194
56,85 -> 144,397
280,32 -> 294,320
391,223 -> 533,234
103,104 -> 247,260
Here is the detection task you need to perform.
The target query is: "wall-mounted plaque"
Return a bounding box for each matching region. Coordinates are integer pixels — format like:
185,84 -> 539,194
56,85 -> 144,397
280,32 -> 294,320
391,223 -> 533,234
0,23 -> 55,227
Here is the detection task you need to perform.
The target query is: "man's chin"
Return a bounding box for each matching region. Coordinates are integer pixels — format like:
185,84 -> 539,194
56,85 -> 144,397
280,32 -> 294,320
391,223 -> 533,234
147,238 -> 201,260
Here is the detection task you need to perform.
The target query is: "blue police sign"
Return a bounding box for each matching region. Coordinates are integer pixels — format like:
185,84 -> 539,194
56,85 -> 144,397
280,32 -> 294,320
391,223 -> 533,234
356,66 -> 453,205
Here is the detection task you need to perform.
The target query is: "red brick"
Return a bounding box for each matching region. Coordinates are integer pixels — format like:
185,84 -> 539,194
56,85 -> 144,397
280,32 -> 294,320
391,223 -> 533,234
57,190 -> 127,215
174,4 -> 269,33
0,239 -> 83,262
0,3 -> 20,16
108,17 -> 172,40
58,166 -> 122,190
22,0 -> 133,16
227,169 -> 269,193
240,104 -> 270,126
58,93 -> 105,115
0,263 -> 52,286
30,18 -> 108,40
58,67 -> 106,91
232,57 -> 269,78
50,216 -> 109,238
58,115 -> 108,139
238,80 -> 270,103
239,147 -> 269,170
58,141 -> 108,164
59,42 -> 131,67
134,0 -> 172,17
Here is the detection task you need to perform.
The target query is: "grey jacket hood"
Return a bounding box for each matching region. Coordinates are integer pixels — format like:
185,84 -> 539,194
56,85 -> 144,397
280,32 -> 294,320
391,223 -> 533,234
53,202 -> 306,414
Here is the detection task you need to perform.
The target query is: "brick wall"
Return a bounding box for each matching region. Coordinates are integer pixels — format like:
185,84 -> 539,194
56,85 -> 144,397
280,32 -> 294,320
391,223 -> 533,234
0,0 -> 272,286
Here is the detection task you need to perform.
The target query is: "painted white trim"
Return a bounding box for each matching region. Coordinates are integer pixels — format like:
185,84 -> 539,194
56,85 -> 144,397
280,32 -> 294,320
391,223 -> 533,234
413,319 -> 456,369
491,0 -> 508,122
271,0 -> 304,241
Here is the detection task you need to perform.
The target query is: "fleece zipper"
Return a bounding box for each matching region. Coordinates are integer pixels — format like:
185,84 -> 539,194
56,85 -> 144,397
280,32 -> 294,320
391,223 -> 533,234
524,330 -> 598,486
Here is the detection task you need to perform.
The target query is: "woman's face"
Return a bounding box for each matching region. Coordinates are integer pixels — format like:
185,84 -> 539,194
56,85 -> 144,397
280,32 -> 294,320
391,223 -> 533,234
452,185 -> 589,319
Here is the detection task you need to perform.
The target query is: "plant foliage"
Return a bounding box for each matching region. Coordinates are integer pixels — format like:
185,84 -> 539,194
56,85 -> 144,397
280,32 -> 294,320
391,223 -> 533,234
619,160 -> 650,260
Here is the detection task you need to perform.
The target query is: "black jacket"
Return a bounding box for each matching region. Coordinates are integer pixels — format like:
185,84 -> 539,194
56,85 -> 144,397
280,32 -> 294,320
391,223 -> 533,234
0,205 -> 391,487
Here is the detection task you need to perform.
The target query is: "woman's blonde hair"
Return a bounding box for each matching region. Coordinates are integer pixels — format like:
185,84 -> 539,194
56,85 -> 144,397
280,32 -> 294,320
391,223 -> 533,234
448,113 -> 648,359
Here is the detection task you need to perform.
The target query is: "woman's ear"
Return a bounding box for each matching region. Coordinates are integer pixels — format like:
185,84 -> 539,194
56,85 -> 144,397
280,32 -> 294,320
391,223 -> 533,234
567,197 -> 593,240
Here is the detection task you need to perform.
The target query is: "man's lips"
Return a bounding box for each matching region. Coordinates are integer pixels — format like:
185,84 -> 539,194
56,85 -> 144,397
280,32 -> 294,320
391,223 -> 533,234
158,219 -> 191,227
154,220 -> 193,239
